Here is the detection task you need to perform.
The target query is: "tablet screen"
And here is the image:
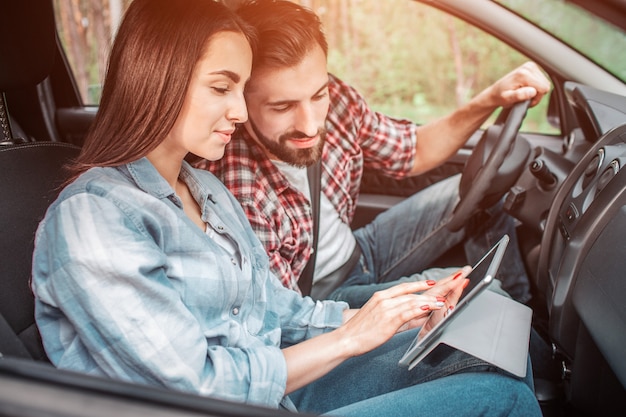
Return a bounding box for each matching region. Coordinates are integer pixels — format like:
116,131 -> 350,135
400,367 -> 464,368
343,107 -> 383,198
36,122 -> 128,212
399,235 -> 532,376
415,234 -> 509,343
398,234 -> 510,369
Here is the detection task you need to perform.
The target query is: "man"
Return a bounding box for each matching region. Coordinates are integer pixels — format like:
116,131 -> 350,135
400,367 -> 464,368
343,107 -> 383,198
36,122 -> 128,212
203,0 -> 551,307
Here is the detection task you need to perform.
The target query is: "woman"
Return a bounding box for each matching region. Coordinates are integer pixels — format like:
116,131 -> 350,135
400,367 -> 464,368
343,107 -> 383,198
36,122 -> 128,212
31,0 -> 541,415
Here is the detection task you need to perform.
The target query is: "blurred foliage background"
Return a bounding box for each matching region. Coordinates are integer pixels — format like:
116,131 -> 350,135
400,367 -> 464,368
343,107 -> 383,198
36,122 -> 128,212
55,0 -> 624,134
313,0 -> 530,125
54,0 -> 533,127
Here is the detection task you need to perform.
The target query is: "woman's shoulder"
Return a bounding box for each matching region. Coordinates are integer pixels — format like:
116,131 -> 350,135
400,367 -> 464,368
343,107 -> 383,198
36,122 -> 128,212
58,166 -> 133,199
49,166 -> 158,220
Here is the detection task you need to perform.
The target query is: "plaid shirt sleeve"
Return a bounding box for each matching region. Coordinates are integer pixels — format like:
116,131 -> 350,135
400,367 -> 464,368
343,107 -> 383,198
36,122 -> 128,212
327,75 -> 417,179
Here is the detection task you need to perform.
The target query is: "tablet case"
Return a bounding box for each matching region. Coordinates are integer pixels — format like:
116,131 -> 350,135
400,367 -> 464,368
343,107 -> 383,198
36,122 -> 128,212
406,289 -> 532,377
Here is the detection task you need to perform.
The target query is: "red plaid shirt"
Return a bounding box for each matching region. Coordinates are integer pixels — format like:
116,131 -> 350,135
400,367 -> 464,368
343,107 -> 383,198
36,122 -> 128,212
204,75 -> 417,292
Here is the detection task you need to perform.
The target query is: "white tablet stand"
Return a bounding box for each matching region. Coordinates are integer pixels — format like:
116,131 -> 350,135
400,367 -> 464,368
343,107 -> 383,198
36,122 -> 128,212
407,289 -> 532,378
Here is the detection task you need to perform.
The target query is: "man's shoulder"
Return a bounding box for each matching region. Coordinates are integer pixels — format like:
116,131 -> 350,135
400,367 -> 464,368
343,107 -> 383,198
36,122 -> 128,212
326,73 -> 368,124
206,135 -> 287,202
207,132 -> 261,176
223,130 -> 259,165
324,73 -> 369,152
327,73 -> 363,99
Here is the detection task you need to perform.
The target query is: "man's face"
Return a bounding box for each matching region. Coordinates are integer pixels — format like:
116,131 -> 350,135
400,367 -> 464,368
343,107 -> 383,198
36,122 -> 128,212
243,44 -> 330,167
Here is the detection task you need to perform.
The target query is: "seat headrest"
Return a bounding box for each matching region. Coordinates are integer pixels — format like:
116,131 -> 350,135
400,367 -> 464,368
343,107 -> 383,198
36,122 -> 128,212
0,0 -> 57,90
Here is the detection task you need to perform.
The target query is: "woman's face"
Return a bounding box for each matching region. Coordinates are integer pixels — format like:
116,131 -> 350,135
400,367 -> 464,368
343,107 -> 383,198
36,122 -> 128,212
163,31 -> 252,162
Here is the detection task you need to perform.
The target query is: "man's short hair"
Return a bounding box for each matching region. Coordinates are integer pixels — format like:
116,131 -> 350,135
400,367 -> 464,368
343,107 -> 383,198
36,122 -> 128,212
237,0 -> 328,70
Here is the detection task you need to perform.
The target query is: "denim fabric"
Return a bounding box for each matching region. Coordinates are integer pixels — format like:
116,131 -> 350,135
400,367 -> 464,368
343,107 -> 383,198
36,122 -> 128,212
328,174 -> 531,308
323,372 -> 540,417
32,158 -> 348,407
291,329 -> 539,416
32,157 -> 539,415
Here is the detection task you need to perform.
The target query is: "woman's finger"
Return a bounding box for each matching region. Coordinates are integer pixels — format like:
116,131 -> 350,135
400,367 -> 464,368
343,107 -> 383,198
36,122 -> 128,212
373,279 -> 438,298
422,266 -> 471,297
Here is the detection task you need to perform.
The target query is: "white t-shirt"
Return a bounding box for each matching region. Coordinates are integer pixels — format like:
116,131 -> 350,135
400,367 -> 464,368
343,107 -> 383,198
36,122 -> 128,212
273,160 -> 356,284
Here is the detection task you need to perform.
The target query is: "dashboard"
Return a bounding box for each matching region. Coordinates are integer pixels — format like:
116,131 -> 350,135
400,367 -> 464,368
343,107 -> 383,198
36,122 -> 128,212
508,82 -> 626,405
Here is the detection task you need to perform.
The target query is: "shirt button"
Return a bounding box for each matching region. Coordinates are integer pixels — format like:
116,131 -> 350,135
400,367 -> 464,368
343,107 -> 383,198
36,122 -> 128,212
232,307 -> 240,315
217,225 -> 224,231
230,258 -> 237,265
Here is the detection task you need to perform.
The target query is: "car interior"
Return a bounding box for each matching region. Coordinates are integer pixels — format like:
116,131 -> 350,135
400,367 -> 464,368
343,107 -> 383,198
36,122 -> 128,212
0,2 -> 307,417
1,0 -> 625,416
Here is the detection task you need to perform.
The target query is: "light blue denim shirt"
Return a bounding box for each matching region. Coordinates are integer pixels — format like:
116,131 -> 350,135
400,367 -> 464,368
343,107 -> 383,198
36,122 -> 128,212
31,158 -> 348,408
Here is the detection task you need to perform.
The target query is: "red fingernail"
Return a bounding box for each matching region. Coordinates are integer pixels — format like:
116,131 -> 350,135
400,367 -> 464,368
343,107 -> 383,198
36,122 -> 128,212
448,305 -> 455,311
453,272 -> 462,280
436,296 -> 446,302
426,280 -> 436,286
420,305 -> 430,311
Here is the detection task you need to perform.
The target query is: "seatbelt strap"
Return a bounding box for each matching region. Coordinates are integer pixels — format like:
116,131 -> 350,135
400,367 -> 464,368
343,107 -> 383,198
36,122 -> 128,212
298,161 -> 321,296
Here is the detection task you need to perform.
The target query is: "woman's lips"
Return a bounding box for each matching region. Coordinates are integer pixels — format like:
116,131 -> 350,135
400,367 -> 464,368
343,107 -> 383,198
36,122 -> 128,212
216,130 -> 235,144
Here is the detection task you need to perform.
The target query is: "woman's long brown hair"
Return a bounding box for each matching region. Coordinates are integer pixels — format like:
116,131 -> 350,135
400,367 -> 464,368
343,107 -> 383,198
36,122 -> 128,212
65,0 -> 256,185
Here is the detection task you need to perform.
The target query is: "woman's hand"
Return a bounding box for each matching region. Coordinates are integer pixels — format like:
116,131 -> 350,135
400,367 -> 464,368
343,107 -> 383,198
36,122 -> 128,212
338,266 -> 471,357
282,267 -> 471,393
418,266 -> 472,334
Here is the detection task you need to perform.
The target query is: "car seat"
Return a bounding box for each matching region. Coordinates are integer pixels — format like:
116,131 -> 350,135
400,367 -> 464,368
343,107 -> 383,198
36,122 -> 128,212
0,0 -> 81,360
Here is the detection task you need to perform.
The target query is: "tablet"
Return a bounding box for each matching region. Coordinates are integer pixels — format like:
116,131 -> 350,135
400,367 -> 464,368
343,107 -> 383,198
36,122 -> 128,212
398,234 -> 509,369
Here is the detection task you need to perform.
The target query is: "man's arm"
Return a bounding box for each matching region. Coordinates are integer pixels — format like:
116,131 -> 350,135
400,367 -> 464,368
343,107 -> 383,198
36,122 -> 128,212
409,62 -> 551,176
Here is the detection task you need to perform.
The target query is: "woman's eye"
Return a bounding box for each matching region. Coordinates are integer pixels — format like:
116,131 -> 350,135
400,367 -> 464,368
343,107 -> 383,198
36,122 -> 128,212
212,86 -> 230,94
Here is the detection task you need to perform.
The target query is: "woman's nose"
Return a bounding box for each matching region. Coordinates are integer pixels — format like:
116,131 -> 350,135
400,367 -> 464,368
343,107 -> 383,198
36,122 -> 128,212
228,94 -> 248,124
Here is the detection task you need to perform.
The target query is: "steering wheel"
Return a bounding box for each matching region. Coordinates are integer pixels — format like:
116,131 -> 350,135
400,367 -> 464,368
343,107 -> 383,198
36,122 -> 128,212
446,99 -> 532,232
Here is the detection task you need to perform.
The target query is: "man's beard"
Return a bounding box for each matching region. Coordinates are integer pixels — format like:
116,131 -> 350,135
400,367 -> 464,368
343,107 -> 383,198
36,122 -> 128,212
247,116 -> 326,168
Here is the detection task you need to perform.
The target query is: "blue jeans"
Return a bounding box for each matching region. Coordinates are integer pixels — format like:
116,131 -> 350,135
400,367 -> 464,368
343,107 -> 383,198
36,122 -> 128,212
290,329 -> 540,416
328,174 -> 531,307
324,373 -> 540,417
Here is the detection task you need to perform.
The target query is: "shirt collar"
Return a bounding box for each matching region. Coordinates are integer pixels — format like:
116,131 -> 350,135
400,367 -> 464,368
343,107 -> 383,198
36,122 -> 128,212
122,157 -> 213,207
123,157 -> 174,199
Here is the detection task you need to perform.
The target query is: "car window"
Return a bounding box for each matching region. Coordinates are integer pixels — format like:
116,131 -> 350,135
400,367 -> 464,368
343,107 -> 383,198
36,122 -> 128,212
317,0 -> 555,134
53,0 -> 555,134
496,0 -> 626,83
53,0 -> 130,105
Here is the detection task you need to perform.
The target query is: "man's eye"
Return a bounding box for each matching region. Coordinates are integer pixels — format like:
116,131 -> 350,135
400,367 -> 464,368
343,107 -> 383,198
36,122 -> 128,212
272,105 -> 291,113
212,87 -> 230,94
313,91 -> 328,101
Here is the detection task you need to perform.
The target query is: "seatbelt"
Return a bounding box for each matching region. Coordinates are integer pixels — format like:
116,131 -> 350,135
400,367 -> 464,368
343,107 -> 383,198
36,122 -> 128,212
298,161 -> 321,296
